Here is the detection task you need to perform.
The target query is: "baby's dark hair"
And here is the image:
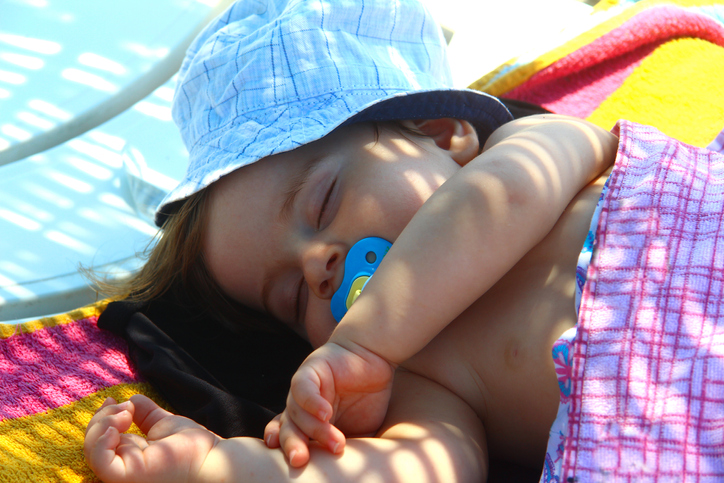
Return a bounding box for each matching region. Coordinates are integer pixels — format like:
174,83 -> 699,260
92,120 -> 436,334
90,184 -> 278,333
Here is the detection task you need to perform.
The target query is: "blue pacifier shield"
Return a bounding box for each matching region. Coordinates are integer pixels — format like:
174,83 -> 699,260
331,237 -> 392,322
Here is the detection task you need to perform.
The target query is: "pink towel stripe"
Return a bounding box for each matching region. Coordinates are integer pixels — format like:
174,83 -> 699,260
564,120 -> 724,481
506,6 -> 724,115
507,42 -> 657,118
0,317 -> 140,420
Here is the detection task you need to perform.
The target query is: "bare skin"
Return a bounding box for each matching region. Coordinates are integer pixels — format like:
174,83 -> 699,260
84,116 -> 616,483
267,116 -> 616,469
399,166 -> 610,467
268,164 -> 610,472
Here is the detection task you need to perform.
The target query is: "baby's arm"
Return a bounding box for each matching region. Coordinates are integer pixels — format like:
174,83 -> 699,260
215,371 -> 486,482
85,372 -> 486,483
272,115 -> 618,464
335,114 -> 617,362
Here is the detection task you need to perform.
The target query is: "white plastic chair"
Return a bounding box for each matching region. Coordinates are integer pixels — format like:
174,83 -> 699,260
0,0 -> 232,165
0,0 -> 233,322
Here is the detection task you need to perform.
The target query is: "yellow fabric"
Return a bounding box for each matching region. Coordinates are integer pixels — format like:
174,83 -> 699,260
470,0 -> 724,97
592,0 -> 624,12
0,383 -> 170,483
0,299 -> 110,339
587,37 -> 724,146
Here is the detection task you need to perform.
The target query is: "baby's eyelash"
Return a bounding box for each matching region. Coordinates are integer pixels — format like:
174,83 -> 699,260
317,178 -> 336,230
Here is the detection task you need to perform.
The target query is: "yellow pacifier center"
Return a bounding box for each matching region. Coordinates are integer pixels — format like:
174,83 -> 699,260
345,276 -> 370,309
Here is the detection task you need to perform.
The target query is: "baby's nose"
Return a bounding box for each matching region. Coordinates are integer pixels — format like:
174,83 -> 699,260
302,242 -> 344,300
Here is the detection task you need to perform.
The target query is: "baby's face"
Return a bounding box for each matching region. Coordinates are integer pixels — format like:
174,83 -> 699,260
203,122 -> 465,347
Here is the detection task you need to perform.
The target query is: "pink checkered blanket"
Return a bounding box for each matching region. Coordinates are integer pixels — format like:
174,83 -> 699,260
564,120 -> 724,482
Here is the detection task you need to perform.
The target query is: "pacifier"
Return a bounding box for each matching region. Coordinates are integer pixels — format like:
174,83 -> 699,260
331,237 -> 392,322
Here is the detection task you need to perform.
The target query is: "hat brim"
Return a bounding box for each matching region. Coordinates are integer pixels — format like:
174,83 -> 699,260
341,88 -> 512,143
155,88 -> 512,227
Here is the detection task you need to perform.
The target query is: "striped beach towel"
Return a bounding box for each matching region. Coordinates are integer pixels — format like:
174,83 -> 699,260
474,0 -> 724,148
0,301 -> 169,482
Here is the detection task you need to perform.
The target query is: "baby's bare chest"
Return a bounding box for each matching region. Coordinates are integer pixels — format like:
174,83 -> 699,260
402,251 -> 577,454
402,176 -> 607,464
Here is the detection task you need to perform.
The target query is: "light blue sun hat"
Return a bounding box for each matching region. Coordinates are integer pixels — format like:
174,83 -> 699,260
156,0 -> 513,226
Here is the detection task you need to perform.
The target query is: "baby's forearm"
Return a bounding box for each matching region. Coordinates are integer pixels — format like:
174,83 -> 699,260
196,434 -> 479,482
330,115 -> 617,364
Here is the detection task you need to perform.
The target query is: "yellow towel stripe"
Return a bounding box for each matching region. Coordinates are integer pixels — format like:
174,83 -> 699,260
586,37 -> 724,146
0,382 -> 171,483
592,0 -> 624,13
0,299 -> 112,339
470,0 -> 722,96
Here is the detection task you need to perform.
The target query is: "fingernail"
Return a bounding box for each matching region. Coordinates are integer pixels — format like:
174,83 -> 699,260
289,450 -> 298,464
117,400 -> 132,410
265,434 -> 272,447
318,409 -> 328,421
331,442 -> 340,453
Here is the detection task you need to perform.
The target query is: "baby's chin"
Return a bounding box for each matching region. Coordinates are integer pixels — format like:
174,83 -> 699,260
304,307 -> 338,348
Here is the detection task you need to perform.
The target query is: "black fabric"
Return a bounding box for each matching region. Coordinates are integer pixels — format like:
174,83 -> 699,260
98,97 -> 549,439
98,296 -> 311,438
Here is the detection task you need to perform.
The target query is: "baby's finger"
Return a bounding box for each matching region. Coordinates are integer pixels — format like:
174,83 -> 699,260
289,371 -> 334,422
128,394 -> 173,435
88,430 -> 148,482
85,417 -> 141,482
86,398 -> 124,435
85,400 -> 134,447
114,433 -> 150,472
264,414 -> 282,448
99,396 -> 117,411
286,399 -> 345,456
278,412 -> 310,467
86,425 -> 124,476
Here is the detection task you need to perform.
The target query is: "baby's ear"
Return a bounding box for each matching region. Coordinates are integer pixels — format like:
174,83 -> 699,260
410,118 -> 479,166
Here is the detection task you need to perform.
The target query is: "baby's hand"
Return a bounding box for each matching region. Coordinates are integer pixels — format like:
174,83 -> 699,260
84,395 -> 220,483
264,341 -> 395,467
